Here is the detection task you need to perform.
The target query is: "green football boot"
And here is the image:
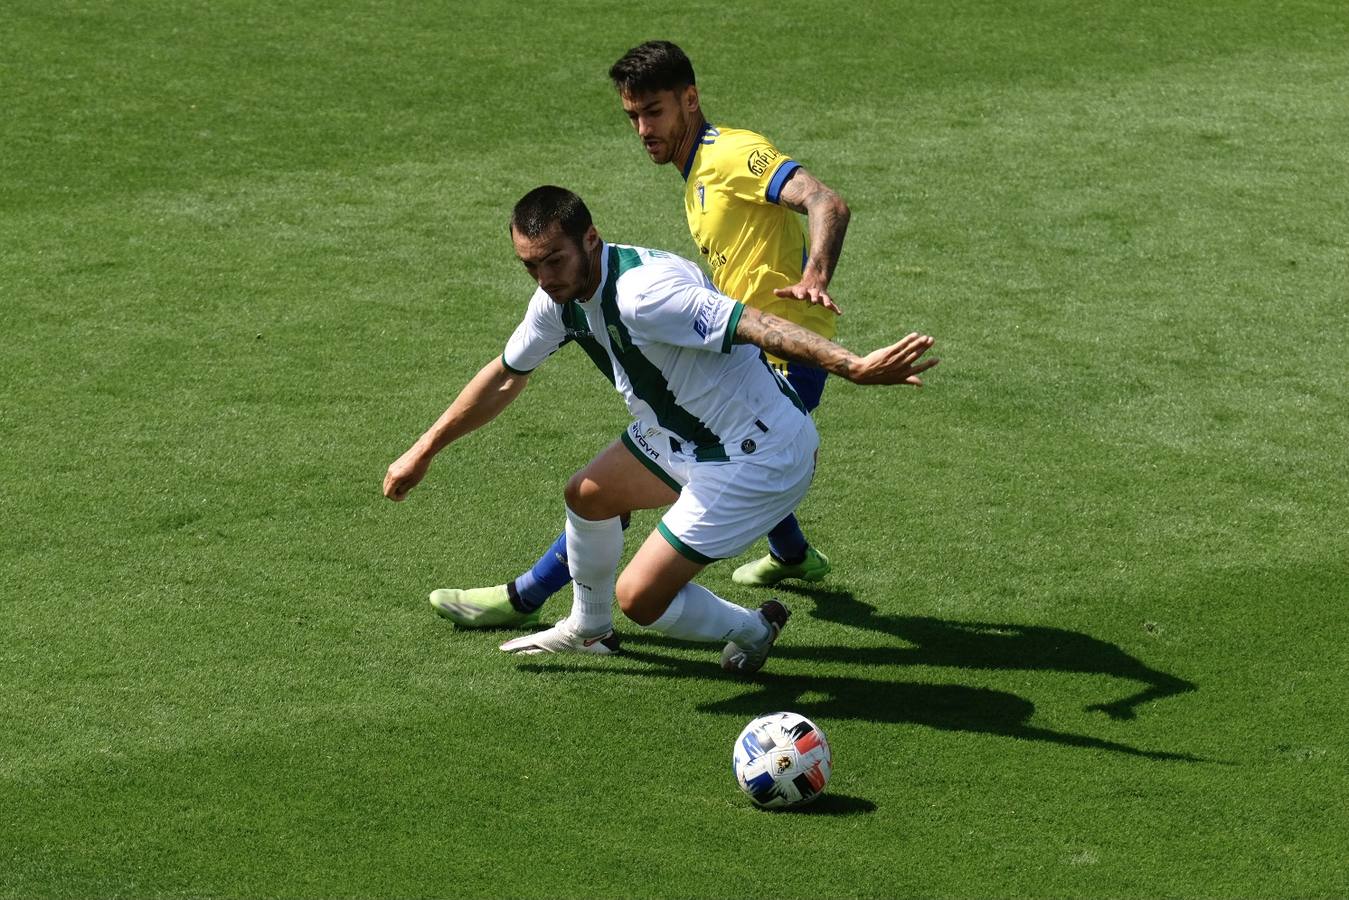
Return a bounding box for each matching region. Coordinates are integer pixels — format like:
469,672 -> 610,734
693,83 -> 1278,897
731,547 -> 831,587
429,585 -> 542,629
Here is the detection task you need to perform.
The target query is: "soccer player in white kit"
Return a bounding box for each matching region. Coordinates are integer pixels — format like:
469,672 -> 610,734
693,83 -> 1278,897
383,186 -> 937,673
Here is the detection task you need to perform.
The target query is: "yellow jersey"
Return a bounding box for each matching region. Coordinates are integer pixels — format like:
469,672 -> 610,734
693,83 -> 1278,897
681,123 -> 836,349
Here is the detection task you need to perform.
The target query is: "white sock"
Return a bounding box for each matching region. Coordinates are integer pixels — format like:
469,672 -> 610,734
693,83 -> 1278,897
564,506 -> 622,637
644,581 -> 769,645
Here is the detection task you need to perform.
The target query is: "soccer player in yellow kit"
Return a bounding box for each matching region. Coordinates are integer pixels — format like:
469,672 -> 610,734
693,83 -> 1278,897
609,40 -> 851,585
430,41 -> 852,629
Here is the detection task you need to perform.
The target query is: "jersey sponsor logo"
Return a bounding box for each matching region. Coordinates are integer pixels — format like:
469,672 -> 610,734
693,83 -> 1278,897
700,245 -> 728,270
740,438 -> 756,454
693,294 -> 717,339
747,146 -> 781,176
695,181 -> 705,209
561,301 -> 595,340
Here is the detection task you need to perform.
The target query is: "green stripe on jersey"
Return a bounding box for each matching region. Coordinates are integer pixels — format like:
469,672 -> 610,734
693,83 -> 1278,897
721,301 -> 745,354
762,353 -> 808,414
615,245 -> 643,275
562,301 -> 614,384
600,246 -> 725,450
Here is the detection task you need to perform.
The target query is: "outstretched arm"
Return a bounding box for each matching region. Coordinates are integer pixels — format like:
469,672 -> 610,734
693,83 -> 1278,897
774,166 -> 851,314
383,357 -> 529,501
733,306 -> 938,386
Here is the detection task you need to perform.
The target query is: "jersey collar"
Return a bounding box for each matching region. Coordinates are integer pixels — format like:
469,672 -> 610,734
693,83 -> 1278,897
681,121 -> 714,181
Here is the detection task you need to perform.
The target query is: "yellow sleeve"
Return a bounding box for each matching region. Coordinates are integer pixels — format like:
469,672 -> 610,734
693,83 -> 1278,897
711,130 -> 802,207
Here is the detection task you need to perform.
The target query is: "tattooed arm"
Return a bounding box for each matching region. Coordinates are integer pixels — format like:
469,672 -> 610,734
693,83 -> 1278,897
773,166 -> 851,314
733,306 -> 938,386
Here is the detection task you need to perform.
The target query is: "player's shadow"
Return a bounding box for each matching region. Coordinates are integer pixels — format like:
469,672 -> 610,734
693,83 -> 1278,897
520,644 -> 1205,762
776,585 -> 1198,722
518,587 -> 1206,761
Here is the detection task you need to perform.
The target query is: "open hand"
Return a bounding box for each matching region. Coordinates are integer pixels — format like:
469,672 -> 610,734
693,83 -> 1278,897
850,333 -> 939,386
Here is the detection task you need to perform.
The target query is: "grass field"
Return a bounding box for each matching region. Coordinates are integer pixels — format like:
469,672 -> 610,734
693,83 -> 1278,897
3,1 -> 1347,897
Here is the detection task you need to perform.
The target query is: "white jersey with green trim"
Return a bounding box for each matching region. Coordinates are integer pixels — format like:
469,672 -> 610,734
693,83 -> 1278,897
503,242 -> 809,459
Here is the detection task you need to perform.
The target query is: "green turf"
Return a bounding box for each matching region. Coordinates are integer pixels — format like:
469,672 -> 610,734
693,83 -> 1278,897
2,1 -> 1346,897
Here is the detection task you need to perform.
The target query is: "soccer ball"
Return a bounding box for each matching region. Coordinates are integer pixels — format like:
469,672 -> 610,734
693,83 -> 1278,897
732,712 -> 832,808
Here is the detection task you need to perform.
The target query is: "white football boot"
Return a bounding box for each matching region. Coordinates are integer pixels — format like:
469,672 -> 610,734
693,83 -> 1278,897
499,621 -> 621,656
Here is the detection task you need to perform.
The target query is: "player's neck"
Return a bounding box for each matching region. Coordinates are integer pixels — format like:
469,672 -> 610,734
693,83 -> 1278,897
673,114 -> 707,172
581,242 -> 603,300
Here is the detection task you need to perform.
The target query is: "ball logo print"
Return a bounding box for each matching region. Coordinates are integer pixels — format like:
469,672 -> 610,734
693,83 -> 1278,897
732,712 -> 832,808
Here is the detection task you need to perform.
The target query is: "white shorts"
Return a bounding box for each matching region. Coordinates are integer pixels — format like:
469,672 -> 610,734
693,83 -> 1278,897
620,417 -> 820,563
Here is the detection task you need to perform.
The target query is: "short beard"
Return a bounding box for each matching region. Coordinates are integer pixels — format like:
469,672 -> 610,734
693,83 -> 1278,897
667,113 -> 693,165
571,237 -> 595,300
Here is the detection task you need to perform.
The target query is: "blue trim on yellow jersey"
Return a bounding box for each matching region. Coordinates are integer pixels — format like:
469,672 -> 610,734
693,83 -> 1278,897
682,122 -> 715,181
765,159 -> 801,204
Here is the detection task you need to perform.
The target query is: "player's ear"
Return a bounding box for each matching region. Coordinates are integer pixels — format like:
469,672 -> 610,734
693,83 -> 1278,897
583,226 -> 600,252
683,84 -> 700,114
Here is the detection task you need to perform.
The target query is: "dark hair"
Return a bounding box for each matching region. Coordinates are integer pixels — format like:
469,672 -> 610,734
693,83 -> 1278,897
510,185 -> 592,242
609,40 -> 696,95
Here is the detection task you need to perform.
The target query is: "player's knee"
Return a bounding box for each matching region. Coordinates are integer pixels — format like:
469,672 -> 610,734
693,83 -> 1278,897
564,471 -> 603,518
615,577 -> 661,627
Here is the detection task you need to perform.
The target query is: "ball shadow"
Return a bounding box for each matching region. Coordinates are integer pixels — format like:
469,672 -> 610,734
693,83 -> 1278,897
760,793 -> 877,816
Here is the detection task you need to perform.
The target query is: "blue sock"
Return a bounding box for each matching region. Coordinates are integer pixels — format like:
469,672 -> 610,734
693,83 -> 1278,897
767,514 -> 809,565
510,531 -> 570,612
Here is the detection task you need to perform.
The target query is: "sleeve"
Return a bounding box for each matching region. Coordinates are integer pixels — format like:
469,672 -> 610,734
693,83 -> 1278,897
717,131 -> 800,206
502,290 -> 569,374
622,266 -> 745,355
